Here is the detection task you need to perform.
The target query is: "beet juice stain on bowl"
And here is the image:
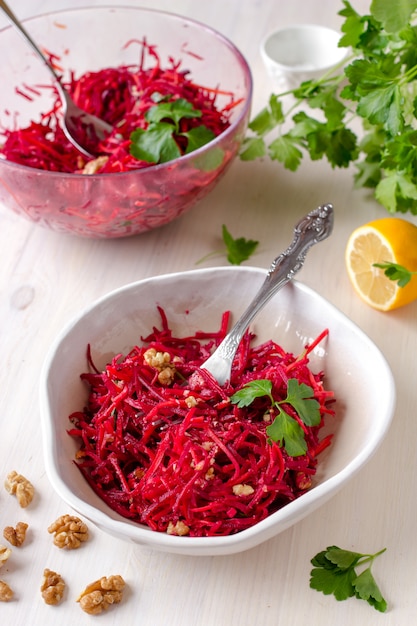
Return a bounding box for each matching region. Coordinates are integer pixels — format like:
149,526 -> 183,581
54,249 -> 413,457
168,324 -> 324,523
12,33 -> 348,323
0,6 -> 252,238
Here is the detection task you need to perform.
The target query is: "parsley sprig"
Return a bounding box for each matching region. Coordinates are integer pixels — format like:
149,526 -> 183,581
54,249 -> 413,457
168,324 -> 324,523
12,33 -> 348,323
196,225 -> 258,266
230,378 -> 321,456
221,225 -> 259,265
310,545 -> 387,612
241,0 -> 417,217
373,261 -> 417,286
130,94 -> 215,164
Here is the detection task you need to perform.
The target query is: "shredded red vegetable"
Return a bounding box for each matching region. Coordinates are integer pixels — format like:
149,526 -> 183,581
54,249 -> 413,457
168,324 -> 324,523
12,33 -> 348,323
68,308 -> 335,537
0,39 -> 236,174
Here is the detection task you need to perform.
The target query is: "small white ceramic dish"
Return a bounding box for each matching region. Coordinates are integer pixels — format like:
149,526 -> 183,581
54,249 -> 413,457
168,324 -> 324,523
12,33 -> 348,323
260,24 -> 347,90
40,266 -> 395,556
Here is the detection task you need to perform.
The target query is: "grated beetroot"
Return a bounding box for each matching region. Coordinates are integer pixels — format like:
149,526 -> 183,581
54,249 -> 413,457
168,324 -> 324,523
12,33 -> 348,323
68,308 -> 335,537
0,39 -> 237,174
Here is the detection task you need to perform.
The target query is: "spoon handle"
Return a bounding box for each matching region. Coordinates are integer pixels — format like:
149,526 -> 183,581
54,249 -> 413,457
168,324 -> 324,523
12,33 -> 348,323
201,203 -> 334,385
0,1 -> 63,90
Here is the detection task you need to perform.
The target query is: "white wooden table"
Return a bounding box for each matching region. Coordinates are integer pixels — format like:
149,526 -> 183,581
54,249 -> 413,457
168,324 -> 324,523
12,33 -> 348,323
1,1 -> 416,624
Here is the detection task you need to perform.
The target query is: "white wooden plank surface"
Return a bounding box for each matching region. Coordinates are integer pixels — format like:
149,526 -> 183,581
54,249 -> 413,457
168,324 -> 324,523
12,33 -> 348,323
1,1 -> 415,624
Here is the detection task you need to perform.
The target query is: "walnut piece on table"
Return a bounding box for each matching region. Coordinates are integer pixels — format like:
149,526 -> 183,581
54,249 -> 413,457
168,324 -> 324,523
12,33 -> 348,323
40,568 -> 65,605
0,544 -> 12,568
0,579 -> 13,602
3,522 -> 28,547
4,471 -> 34,508
77,575 -> 126,615
48,514 -> 88,549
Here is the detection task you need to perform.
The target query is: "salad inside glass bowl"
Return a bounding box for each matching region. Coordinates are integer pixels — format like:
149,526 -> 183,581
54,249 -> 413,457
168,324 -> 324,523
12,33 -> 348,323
0,7 -> 252,237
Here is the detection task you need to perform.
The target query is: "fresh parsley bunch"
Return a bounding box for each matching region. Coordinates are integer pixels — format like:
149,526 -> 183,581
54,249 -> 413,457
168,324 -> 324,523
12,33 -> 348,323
242,0 -> 417,215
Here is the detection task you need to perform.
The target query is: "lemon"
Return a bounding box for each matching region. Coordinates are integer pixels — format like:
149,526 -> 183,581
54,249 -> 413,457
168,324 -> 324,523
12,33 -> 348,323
345,217 -> 417,311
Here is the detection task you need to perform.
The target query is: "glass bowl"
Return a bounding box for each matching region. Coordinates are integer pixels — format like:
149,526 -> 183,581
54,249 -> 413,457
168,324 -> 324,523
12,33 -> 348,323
40,266 -> 395,556
0,7 -> 252,238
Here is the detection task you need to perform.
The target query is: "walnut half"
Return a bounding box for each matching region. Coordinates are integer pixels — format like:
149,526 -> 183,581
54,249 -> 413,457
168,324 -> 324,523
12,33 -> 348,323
48,514 -> 88,549
77,575 -> 126,615
4,471 -> 34,508
40,569 -> 65,605
3,522 -> 28,547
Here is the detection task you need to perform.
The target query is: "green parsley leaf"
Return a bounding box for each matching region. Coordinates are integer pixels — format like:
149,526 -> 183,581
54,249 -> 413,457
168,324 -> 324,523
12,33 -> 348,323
284,379 -> 321,426
248,95 -> 284,135
230,379 -> 273,407
339,0 -> 368,48
325,547 -> 363,569
370,0 -> 417,33
353,567 -> 388,612
289,111 -> 322,137
192,145 -> 225,172
375,170 -> 417,212
146,97 -> 202,125
268,135 -> 303,171
130,123 -> 181,163
129,97 -> 214,164
311,546 -> 340,569
183,126 -> 216,154
373,261 -> 415,286
266,410 -> 308,457
240,136 -> 267,160
310,546 -> 387,612
221,225 -> 259,265
310,564 -> 357,601
231,378 -> 321,457
356,85 -> 403,135
374,172 -> 400,212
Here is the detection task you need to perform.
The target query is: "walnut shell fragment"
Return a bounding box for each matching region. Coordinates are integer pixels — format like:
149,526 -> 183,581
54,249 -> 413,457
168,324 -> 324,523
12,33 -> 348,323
4,471 -> 34,508
40,568 -> 66,605
77,575 -> 126,615
48,514 -> 88,549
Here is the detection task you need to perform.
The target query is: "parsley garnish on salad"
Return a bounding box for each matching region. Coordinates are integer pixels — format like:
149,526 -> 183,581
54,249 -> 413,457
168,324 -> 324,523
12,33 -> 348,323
130,95 -> 216,164
231,378 -> 321,457
0,42 -> 232,174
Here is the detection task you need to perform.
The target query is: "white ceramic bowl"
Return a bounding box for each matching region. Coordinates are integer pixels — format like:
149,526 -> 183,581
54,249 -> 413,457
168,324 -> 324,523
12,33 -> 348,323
40,267 -> 395,556
260,24 -> 347,90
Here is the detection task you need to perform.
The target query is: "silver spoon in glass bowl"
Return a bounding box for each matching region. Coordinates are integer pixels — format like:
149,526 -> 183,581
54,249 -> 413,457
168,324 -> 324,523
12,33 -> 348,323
0,0 -> 114,158
200,203 -> 334,385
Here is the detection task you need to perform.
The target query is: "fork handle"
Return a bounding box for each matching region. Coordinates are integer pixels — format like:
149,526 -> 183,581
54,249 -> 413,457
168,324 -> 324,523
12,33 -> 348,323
201,203 -> 334,384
